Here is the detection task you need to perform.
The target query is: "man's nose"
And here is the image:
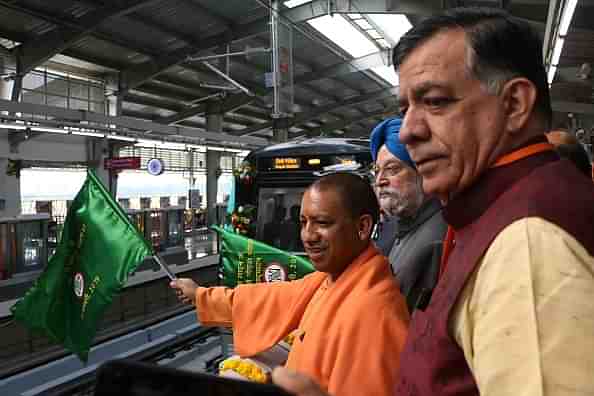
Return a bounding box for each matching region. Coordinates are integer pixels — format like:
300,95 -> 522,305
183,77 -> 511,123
399,107 -> 429,144
301,222 -> 319,243
376,173 -> 389,186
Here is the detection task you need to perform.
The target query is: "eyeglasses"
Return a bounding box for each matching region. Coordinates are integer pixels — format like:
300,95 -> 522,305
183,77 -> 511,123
372,163 -> 405,179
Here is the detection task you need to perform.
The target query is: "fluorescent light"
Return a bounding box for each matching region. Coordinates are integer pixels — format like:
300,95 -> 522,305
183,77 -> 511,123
551,37 -> 564,66
284,0 -> 311,8
559,0 -> 578,36
205,146 -> 244,153
35,126 -> 69,134
136,138 -> 160,146
0,123 -> 27,130
107,134 -> 136,142
548,64 -> 557,84
308,15 -> 377,58
71,131 -> 105,138
160,141 -> 188,150
348,13 -> 362,19
372,66 -> 399,86
367,14 -> 412,45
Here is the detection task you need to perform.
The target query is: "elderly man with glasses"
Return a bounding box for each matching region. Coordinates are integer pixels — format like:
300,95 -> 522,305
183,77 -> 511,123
370,117 -> 447,313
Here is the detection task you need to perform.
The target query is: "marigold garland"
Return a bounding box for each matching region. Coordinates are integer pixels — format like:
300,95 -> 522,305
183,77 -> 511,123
219,357 -> 269,383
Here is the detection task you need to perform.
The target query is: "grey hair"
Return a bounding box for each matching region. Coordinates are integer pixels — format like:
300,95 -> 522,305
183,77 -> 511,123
464,43 -> 519,95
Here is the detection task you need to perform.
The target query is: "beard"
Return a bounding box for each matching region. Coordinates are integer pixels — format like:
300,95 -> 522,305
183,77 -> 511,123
377,185 -> 423,219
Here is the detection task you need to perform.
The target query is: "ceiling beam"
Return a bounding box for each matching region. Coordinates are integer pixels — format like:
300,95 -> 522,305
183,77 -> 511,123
237,86 -> 398,135
305,109 -> 389,137
0,98 -> 268,146
124,93 -> 185,112
153,92 -> 256,125
295,50 -> 390,85
0,0 -> 161,75
117,0 -> 374,95
118,20 -> 266,94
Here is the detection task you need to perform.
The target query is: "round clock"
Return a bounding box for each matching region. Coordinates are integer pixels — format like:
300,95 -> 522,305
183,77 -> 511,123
147,158 -> 165,175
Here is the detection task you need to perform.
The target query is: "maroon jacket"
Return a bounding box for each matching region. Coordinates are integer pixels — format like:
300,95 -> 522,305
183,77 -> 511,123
396,149 -> 594,396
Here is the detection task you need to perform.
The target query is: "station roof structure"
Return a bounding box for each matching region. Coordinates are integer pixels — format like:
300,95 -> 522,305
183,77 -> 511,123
0,0 -> 590,147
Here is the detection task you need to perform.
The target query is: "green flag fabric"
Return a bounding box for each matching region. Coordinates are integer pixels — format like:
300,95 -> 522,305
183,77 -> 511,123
11,170 -> 153,361
212,225 -> 315,287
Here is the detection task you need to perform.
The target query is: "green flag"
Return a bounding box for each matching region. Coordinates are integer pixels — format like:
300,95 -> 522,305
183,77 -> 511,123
212,225 -> 315,287
11,170 -> 153,361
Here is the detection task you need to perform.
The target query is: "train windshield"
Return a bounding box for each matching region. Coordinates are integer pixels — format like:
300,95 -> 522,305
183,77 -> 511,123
256,187 -> 305,253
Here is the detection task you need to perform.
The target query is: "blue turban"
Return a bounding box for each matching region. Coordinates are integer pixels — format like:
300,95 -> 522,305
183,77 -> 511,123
369,117 -> 415,169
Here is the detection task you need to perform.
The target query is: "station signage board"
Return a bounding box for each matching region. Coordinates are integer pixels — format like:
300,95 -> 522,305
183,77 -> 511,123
189,189 -> 202,209
104,156 -> 141,170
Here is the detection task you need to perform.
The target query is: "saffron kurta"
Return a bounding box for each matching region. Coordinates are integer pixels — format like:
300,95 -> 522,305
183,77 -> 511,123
195,245 -> 409,396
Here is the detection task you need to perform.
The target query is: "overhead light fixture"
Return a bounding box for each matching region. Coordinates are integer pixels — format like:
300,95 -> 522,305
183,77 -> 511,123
205,146 -> 245,153
0,123 -> 27,130
548,0 -> 579,84
559,0 -> 578,36
0,123 -> 68,134
551,37 -> 564,66
71,130 -> 105,138
107,135 -> 136,142
34,126 -> 69,134
548,65 -> 558,84
136,138 -> 160,146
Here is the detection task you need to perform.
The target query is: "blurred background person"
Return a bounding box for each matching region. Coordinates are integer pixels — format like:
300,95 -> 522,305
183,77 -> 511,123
546,129 -> 592,178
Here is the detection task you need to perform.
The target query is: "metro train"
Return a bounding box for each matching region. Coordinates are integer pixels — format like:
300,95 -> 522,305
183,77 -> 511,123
229,137 -> 374,252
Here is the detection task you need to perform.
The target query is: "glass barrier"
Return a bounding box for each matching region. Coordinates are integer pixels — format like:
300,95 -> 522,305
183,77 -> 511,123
166,207 -> 184,247
0,221 -> 16,280
0,214 -> 49,277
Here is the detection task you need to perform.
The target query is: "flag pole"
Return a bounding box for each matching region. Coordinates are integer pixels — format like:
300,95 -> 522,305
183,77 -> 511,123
154,254 -> 177,280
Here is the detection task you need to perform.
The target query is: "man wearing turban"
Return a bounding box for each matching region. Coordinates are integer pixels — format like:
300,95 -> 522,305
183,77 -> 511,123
370,117 -> 447,312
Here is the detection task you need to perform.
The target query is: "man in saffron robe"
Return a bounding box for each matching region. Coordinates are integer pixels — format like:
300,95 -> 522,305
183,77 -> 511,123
171,172 -> 409,396
274,7 -> 594,396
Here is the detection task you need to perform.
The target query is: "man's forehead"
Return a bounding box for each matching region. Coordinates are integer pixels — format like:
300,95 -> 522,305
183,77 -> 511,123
398,29 -> 467,91
377,146 -> 405,165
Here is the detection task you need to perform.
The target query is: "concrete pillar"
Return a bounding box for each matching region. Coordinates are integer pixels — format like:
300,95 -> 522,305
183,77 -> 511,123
272,117 -> 289,143
87,88 -> 122,196
0,57 -> 21,216
0,158 -> 21,217
206,149 -> 221,225
87,138 -> 112,191
206,99 -> 223,225
0,57 -> 15,113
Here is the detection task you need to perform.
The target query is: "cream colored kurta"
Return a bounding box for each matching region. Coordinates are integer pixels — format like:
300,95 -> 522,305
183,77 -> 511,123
450,217 -> 594,396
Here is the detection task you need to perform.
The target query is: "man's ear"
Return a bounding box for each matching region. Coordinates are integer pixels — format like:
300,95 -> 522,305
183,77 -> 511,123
357,214 -> 374,241
501,77 -> 537,135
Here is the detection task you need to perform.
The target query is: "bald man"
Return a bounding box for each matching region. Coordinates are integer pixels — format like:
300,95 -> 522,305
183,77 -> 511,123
171,173 -> 409,396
